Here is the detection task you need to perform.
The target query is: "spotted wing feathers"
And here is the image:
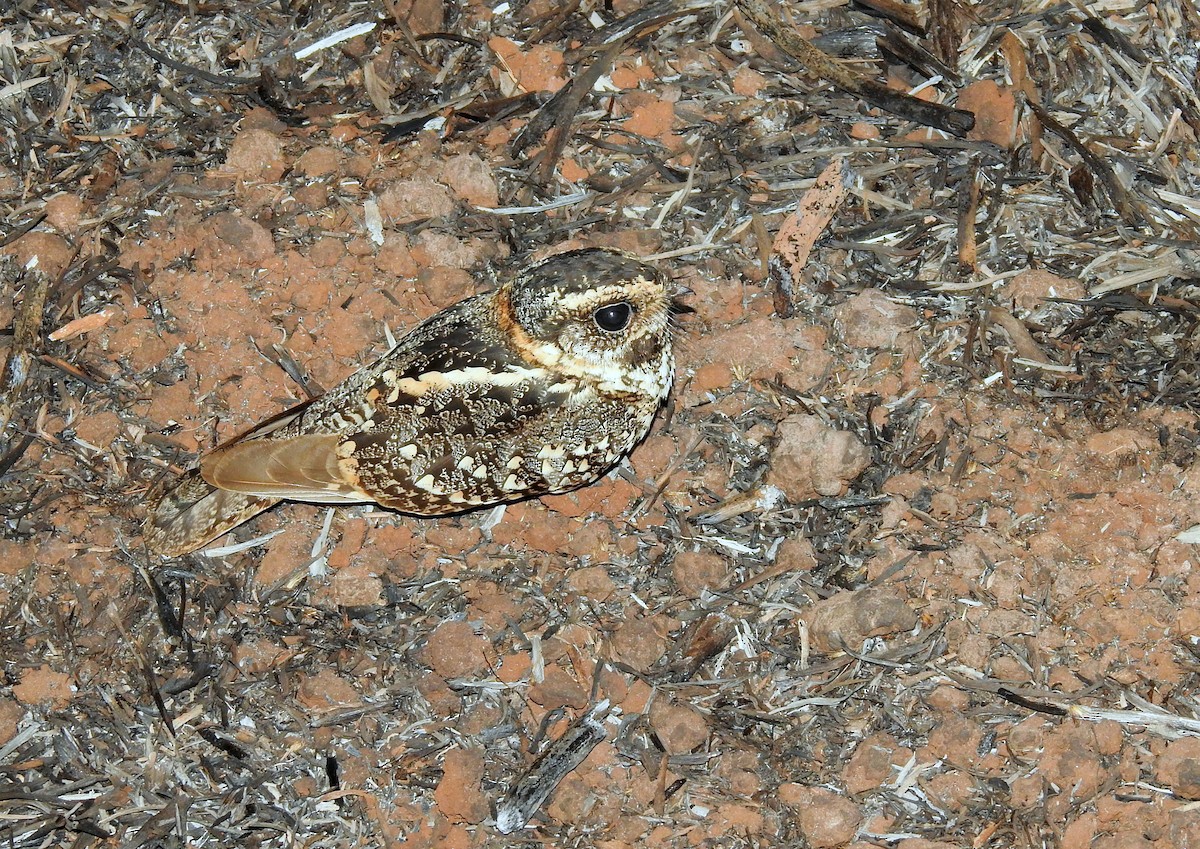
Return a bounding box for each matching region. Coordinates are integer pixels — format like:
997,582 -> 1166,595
342,369 -> 568,510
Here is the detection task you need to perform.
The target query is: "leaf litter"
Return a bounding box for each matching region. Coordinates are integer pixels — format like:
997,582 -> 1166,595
2,1 -> 1200,847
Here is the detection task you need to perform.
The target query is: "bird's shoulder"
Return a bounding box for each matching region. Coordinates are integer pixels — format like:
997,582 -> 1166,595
300,294 -> 575,435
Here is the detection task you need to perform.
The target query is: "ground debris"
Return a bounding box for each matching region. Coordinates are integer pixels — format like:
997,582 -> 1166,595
3,1 -> 1200,847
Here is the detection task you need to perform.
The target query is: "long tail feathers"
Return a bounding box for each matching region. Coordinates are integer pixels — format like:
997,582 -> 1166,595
143,469 -> 279,557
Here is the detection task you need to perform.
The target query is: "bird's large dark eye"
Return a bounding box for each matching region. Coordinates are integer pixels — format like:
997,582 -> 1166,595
593,302 -> 634,332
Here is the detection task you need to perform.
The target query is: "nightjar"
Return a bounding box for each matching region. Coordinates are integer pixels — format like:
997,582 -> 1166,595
144,248 -> 675,556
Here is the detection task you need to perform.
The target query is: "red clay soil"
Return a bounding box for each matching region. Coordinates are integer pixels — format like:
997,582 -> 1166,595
3,2 -> 1200,847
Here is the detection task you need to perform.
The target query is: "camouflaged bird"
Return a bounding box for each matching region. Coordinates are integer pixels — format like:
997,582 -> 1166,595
144,248 -> 675,556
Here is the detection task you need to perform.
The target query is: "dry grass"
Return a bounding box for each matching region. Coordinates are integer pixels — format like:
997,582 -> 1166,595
3,1 -> 1200,847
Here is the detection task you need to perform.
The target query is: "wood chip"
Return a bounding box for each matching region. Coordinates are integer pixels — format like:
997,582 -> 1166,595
47,305 -> 118,341
772,157 -> 851,282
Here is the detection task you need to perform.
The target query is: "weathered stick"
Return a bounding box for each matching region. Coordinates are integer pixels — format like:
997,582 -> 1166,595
735,0 -> 975,138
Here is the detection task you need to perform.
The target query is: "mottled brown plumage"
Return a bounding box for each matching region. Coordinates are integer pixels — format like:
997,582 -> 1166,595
144,248 -> 675,556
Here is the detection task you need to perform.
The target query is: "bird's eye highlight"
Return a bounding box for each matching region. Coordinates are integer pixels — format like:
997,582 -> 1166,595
593,302 -> 634,332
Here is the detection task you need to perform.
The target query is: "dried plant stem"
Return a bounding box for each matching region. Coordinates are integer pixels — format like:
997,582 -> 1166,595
0,270 -> 51,438
734,0 -> 975,137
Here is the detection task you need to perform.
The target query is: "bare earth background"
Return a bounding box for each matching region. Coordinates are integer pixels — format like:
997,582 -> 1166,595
3,1 -> 1200,847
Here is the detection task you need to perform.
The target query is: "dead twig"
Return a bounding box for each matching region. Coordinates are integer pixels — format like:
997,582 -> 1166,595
0,213 -> 47,249
511,40 -> 626,182
1,267 -> 54,438
130,35 -> 260,88
734,0 -> 975,137
495,702 -> 610,834
956,157 -> 979,271
984,306 -> 1059,366
513,0 -> 711,183
1024,95 -> 1146,226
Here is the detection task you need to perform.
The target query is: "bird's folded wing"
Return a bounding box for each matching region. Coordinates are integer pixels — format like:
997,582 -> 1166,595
200,433 -> 370,503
